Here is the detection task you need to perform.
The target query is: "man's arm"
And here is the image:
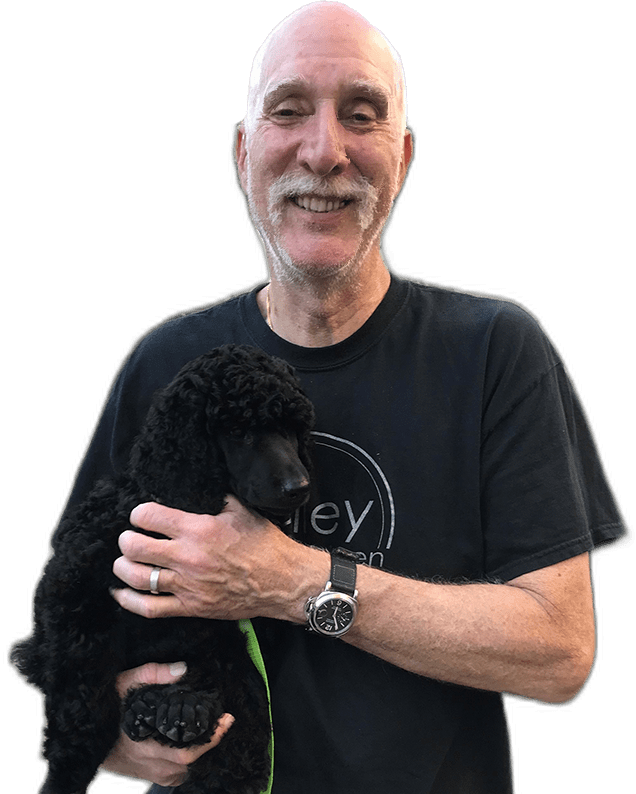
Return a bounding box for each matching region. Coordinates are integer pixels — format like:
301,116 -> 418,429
344,552 -> 595,703
112,497 -> 596,704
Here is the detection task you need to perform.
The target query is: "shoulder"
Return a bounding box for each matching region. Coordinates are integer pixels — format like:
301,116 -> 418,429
121,289 -> 256,392
398,278 -> 559,366
403,278 -> 542,329
68,289 -> 257,498
103,289 -> 256,444
135,291 -> 248,360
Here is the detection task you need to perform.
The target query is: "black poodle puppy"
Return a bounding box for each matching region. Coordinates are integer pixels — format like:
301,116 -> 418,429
12,344 -> 315,794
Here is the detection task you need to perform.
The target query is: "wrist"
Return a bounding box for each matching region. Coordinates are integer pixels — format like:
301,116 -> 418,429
304,548 -> 361,637
258,539 -> 328,624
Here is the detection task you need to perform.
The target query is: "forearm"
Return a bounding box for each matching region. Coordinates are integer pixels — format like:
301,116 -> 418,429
113,503 -> 595,704
280,547 -> 595,704
349,565 -> 594,702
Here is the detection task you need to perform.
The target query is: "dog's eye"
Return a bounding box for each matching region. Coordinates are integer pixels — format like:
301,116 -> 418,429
281,429 -> 300,449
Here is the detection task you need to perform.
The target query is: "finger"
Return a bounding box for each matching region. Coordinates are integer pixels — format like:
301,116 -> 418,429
209,712 -> 236,748
164,714 -> 235,763
129,502 -> 195,539
115,661 -> 188,698
118,529 -> 174,569
111,587 -> 187,619
156,714 -> 235,764
118,715 -> 234,774
113,557 -> 177,594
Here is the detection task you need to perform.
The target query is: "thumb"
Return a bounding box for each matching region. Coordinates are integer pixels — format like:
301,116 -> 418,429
116,661 -> 187,698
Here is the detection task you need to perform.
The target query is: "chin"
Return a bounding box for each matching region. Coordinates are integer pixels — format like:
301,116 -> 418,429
272,257 -> 350,288
269,228 -> 381,286
268,244 -> 366,288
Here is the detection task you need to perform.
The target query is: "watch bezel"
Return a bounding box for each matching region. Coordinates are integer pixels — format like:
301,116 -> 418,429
305,588 -> 358,637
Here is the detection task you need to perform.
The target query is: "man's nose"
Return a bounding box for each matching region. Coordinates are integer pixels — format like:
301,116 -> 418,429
297,106 -> 349,177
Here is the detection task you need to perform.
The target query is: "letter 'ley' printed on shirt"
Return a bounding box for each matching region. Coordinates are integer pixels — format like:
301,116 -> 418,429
290,432 -> 396,568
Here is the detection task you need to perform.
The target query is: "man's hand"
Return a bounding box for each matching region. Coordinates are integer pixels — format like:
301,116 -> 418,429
102,662 -> 234,787
111,495 -> 325,622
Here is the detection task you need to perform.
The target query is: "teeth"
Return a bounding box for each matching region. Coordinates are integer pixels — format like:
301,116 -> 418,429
292,196 -> 348,213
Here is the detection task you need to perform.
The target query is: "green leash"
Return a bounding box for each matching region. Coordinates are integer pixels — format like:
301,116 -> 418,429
238,618 -> 274,794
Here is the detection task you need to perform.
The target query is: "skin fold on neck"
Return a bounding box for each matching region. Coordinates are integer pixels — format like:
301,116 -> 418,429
257,256 -> 391,347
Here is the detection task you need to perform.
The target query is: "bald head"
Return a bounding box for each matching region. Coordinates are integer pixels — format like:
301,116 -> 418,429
245,2 -> 406,134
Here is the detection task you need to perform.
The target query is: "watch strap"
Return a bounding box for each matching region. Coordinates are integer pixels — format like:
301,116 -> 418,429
330,547 -> 358,596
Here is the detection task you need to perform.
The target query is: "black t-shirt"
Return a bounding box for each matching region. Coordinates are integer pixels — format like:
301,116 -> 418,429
66,277 -> 624,793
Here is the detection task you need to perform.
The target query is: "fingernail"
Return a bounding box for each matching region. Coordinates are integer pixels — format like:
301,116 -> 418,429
170,661 -> 187,677
221,713 -> 235,730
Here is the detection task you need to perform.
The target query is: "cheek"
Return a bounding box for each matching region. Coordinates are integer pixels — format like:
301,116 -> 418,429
248,129 -> 294,175
245,153 -> 283,213
352,141 -> 402,193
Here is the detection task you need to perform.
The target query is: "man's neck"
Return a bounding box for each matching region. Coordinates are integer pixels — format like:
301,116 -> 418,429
257,258 -> 391,348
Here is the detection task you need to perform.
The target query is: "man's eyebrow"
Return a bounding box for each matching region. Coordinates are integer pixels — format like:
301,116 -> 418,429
345,79 -> 390,117
261,77 -> 309,112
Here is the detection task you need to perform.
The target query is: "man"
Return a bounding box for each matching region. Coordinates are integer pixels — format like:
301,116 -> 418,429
59,3 -> 623,792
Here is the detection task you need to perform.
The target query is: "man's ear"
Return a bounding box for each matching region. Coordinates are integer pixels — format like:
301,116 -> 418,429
234,122 -> 248,193
397,128 -> 414,192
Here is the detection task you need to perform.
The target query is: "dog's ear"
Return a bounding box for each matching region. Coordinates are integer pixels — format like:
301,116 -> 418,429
291,391 -> 316,476
129,373 -> 228,512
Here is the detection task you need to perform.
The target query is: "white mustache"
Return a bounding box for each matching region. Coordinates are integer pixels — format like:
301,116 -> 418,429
267,173 -> 378,230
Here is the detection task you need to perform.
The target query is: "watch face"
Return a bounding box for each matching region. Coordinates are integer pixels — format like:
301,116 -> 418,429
313,594 -> 357,636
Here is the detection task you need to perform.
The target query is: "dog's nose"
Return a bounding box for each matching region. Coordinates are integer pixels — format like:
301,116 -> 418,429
281,478 -> 310,505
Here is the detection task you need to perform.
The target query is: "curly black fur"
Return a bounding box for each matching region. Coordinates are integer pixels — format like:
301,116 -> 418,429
11,345 -> 315,794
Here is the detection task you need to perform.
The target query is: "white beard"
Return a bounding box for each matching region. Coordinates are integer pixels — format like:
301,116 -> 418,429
245,164 -> 395,288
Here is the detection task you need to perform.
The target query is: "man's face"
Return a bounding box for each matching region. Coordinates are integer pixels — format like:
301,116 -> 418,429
237,9 -> 412,284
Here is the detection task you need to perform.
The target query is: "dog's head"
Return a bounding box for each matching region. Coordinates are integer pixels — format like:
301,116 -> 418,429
129,345 -> 315,524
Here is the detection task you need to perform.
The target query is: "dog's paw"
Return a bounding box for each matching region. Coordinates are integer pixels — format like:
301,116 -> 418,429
155,688 -> 220,745
123,684 -> 222,747
123,687 -> 160,740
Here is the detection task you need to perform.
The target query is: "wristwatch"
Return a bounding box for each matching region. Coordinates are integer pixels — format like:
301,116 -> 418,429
305,548 -> 359,637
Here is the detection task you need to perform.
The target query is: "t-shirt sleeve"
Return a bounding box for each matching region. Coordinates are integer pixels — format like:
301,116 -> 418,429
479,305 -> 625,582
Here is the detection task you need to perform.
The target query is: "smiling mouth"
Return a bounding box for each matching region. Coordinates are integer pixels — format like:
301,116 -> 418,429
290,195 -> 352,213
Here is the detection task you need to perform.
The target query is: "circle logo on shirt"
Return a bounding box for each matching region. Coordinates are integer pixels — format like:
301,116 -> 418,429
290,432 -> 396,567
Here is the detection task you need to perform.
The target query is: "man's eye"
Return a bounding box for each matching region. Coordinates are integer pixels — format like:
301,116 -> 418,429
343,113 -> 376,129
343,102 -> 378,126
269,102 -> 306,121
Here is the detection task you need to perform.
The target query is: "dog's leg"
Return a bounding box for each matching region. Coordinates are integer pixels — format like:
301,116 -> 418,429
28,488 -> 128,794
39,679 -> 121,794
34,596 -> 123,794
